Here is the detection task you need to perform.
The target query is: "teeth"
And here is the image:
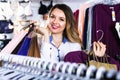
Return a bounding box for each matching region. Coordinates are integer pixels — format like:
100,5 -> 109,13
53,25 -> 57,27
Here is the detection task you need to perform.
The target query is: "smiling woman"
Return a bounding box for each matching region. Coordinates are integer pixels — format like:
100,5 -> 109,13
33,3 -> 108,64
35,4 -> 82,62
0,1 -> 120,79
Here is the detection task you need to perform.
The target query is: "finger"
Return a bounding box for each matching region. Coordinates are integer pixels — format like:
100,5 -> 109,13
100,43 -> 106,56
97,42 -> 106,57
94,42 -> 103,57
96,42 -> 101,51
93,42 -> 100,56
97,41 -> 102,49
98,42 -> 106,51
93,41 -> 97,52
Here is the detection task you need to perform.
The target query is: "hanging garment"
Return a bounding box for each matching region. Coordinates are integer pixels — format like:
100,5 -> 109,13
0,1 -> 13,20
82,7 -> 94,50
24,1 -> 32,16
15,1 -> 32,20
91,3 -> 120,59
0,9 -> 5,20
47,0 -> 53,11
73,9 -> 79,29
78,3 -> 92,41
38,1 -> 48,15
115,22 -> 120,39
38,0 -> 53,15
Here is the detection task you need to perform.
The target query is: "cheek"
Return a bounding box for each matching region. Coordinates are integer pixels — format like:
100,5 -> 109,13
60,23 -> 66,29
60,25 -> 66,31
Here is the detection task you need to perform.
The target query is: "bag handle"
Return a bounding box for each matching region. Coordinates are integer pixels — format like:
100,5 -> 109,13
88,50 -> 109,64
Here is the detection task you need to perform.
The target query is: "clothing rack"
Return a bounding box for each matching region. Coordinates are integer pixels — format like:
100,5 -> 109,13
0,54 -> 119,80
85,0 -> 120,5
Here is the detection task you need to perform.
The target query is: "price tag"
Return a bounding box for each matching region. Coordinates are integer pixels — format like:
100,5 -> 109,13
110,7 -> 116,21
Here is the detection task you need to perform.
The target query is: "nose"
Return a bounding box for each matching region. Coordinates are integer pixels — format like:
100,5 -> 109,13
53,18 -> 58,24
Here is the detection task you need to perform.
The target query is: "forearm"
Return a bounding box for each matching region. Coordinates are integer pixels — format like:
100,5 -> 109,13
44,34 -> 50,43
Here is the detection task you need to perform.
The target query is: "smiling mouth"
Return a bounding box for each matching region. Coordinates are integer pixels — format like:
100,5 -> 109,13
52,26 -> 58,29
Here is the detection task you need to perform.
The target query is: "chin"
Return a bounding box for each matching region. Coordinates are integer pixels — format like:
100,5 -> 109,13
51,31 -> 60,34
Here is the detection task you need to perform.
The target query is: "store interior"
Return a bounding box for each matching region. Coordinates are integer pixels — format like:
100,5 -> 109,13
0,0 -> 120,80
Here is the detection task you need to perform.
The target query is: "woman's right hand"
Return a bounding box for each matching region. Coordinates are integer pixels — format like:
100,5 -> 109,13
35,26 -> 50,36
35,25 -> 51,43
31,21 -> 51,42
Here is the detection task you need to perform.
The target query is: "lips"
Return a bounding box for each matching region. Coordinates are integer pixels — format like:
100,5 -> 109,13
52,25 -> 59,29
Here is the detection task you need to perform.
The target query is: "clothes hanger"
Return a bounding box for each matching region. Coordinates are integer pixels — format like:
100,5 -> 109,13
85,0 -> 103,4
85,29 -> 104,51
103,0 -> 119,5
96,29 -> 104,42
85,0 -> 120,5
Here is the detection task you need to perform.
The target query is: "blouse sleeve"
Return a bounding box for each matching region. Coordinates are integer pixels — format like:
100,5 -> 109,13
69,42 -> 82,51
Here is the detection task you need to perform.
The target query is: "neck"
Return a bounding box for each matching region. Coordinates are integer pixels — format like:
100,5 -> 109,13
52,33 -> 63,47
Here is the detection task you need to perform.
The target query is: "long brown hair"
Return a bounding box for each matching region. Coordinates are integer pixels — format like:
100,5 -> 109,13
49,4 -> 82,46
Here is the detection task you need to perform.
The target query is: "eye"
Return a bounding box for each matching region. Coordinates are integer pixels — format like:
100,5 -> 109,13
50,15 -> 55,18
60,18 -> 64,21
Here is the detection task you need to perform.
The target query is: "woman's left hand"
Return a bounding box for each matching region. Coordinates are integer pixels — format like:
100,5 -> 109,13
93,41 -> 106,57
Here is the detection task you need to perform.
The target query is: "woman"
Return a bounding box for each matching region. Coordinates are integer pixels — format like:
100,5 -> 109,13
35,4 -> 105,62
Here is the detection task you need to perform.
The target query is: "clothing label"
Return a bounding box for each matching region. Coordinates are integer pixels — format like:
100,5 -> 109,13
112,10 -> 116,21
110,7 -> 116,21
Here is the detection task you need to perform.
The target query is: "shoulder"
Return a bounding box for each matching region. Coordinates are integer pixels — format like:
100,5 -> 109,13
65,42 -> 82,50
66,42 -> 81,47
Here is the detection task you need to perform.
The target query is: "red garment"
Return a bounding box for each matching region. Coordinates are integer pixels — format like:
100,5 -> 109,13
74,9 -> 79,29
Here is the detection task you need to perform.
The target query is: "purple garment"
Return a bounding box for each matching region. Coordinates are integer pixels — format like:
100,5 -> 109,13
64,51 -> 87,63
64,51 -> 120,70
92,3 -> 120,59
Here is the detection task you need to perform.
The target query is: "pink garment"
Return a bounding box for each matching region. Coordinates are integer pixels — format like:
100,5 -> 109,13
0,30 -> 28,54
78,3 -> 92,41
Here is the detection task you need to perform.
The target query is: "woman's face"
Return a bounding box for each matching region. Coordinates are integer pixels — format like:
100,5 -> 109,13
48,8 -> 66,34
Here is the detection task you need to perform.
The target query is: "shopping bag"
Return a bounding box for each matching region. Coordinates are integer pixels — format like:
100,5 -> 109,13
88,51 -> 117,71
0,29 -> 28,54
27,34 -> 41,58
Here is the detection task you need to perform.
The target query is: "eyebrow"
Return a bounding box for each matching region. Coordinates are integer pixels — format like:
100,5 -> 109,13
50,13 -> 65,19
